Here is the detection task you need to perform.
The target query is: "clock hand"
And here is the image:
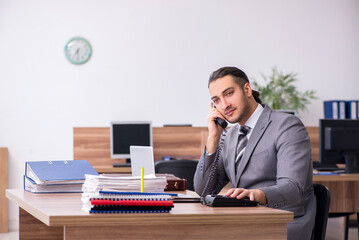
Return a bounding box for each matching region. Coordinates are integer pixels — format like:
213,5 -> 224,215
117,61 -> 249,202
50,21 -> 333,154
74,48 -> 80,60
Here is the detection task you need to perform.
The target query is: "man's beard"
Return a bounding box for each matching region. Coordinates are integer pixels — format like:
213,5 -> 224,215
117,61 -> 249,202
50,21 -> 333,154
228,99 -> 251,124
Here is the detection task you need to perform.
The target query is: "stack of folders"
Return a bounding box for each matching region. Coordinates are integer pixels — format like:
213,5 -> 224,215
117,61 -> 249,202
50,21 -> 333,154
24,160 -> 99,193
324,100 -> 359,119
82,191 -> 175,213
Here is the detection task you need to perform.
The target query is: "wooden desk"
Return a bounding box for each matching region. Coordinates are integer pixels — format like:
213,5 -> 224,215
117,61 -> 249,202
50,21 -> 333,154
313,174 -> 359,238
313,174 -> 359,213
7,189 -> 293,240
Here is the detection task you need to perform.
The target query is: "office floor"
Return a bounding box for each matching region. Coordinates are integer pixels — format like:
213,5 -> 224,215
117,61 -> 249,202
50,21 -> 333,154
326,217 -> 358,240
0,217 -> 357,240
0,231 -> 17,240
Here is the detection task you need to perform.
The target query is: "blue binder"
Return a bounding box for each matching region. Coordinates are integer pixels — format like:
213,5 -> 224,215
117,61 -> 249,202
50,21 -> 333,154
25,160 -> 98,184
324,100 -> 346,119
345,100 -> 359,119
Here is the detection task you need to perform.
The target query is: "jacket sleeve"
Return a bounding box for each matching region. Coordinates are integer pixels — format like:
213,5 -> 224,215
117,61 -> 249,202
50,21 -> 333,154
259,116 -> 313,209
193,147 -> 229,196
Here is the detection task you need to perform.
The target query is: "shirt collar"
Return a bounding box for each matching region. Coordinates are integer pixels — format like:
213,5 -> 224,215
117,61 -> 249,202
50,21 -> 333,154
239,103 -> 264,139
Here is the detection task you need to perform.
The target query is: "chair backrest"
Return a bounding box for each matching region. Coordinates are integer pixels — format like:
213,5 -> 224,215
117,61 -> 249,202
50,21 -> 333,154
154,159 -> 199,191
312,183 -> 331,240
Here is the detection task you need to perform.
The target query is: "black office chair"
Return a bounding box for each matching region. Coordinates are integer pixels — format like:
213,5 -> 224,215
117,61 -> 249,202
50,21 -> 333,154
154,159 -> 199,191
312,183 -> 331,240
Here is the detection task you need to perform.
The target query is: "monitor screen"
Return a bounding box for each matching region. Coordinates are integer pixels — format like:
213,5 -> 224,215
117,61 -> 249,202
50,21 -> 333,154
319,119 -> 359,166
110,121 -> 152,160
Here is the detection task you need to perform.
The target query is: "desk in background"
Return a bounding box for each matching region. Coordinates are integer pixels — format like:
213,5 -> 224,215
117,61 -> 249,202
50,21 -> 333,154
73,126 -> 208,167
94,165 -> 131,174
74,126 -> 208,174
313,174 -> 359,233
313,174 -> 359,214
74,126 -> 320,173
6,189 -> 293,240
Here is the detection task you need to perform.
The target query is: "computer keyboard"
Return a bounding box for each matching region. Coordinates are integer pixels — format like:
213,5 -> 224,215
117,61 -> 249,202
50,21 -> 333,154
312,162 -> 340,171
112,163 -> 131,167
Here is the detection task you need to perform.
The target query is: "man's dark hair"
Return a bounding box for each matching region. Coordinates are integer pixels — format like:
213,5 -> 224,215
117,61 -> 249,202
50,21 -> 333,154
208,66 -> 262,104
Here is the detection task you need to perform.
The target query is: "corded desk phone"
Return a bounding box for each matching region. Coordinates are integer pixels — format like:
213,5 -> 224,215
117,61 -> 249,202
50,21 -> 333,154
203,195 -> 259,207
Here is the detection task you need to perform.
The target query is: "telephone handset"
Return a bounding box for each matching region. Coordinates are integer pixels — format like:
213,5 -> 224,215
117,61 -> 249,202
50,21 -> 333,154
215,118 -> 228,129
212,102 -> 228,129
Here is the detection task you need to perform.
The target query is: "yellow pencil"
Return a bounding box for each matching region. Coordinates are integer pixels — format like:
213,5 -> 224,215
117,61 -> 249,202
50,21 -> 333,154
141,167 -> 144,192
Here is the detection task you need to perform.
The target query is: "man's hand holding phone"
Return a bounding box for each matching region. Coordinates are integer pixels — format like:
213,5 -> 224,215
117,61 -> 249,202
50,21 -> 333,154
206,102 -> 228,154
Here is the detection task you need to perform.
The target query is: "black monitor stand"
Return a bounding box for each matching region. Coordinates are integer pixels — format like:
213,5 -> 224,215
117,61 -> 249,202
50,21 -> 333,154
113,158 -> 131,167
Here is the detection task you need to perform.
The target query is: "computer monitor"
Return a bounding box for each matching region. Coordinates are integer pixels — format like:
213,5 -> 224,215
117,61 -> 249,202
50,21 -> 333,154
110,121 -> 152,166
319,119 -> 359,173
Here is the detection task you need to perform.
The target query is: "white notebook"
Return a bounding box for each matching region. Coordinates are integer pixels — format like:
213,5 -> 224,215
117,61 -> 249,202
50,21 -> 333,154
130,146 -> 155,177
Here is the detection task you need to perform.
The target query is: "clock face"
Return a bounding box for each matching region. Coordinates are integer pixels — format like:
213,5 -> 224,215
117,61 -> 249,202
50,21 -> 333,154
64,37 -> 92,64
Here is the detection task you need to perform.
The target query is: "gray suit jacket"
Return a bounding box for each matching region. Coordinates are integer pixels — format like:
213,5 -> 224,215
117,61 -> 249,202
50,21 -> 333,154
194,105 -> 316,240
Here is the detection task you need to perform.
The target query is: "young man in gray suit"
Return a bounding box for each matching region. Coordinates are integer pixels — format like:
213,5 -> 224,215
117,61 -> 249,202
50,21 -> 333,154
194,67 -> 316,240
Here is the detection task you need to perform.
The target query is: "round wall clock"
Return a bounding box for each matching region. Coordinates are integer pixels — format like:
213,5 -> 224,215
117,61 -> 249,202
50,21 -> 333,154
64,37 -> 92,64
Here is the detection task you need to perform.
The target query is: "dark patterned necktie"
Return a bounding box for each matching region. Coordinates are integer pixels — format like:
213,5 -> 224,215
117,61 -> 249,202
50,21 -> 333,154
235,125 -> 250,175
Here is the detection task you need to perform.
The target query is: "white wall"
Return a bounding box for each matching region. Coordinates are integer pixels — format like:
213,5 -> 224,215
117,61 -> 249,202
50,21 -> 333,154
1,0 -> 359,230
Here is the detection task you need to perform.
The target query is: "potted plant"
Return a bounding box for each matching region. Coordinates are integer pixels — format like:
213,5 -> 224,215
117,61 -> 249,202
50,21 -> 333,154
252,67 -> 317,114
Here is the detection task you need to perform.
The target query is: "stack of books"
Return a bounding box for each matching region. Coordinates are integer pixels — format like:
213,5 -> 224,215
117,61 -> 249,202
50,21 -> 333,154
24,160 -> 99,193
82,191 -> 175,213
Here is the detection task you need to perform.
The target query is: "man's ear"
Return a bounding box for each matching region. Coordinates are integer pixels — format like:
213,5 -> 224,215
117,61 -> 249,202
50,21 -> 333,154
243,82 -> 252,97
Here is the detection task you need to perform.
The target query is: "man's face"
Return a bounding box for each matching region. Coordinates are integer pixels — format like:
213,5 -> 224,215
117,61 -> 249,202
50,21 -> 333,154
209,75 -> 251,124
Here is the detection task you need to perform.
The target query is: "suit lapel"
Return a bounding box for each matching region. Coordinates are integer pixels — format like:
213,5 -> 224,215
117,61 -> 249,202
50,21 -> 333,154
235,106 -> 272,186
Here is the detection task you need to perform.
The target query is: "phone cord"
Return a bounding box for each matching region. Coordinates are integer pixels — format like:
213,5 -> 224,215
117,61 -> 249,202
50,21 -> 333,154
200,130 -> 227,200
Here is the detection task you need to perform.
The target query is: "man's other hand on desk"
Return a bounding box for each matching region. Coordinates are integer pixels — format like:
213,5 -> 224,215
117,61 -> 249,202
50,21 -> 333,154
225,188 -> 268,205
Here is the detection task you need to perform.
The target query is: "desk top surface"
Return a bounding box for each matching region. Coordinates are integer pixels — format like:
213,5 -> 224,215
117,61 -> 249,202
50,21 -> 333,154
313,173 -> 359,181
6,189 -> 293,227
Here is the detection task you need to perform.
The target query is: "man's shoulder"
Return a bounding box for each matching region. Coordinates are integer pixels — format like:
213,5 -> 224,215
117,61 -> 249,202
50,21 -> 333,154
265,107 -> 301,123
260,106 -> 305,131
271,109 -> 298,120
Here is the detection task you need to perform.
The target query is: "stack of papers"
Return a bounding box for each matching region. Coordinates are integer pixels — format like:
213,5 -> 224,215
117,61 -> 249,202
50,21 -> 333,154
81,174 -> 168,202
24,177 -> 85,193
81,174 -> 169,212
